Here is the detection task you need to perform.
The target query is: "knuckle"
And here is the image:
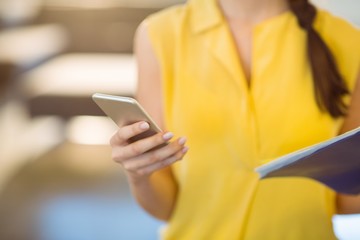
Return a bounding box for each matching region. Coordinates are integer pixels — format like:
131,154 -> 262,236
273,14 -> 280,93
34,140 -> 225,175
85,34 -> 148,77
159,157 -> 176,169
169,156 -> 178,164
122,162 -> 132,171
109,134 -> 117,147
110,131 -> 125,147
157,133 -> 166,143
149,152 -> 161,163
112,154 -> 119,163
175,151 -> 184,160
111,149 -> 125,163
112,155 -> 122,164
130,143 -> 143,155
137,168 -> 149,176
132,123 -> 142,135
170,142 -> 181,152
160,159 -> 169,167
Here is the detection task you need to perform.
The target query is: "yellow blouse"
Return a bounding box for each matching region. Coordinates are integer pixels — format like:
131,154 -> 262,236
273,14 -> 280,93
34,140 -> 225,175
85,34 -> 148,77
146,0 -> 360,239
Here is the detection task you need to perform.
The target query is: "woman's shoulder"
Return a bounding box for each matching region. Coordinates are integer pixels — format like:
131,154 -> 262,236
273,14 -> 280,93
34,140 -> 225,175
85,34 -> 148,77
145,3 -> 189,29
315,9 -> 360,44
143,3 -> 192,51
315,10 -> 360,90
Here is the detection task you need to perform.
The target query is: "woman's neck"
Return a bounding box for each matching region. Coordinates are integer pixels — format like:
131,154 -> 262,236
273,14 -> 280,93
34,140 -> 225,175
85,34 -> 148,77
218,0 -> 289,24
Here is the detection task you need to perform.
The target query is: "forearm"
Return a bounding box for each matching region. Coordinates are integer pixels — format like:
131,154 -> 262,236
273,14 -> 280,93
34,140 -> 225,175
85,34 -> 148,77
109,122 -> 186,221
336,194 -> 360,214
127,168 -> 178,221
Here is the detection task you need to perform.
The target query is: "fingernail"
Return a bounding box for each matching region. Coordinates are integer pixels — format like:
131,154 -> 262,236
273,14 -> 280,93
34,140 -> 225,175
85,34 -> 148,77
178,137 -> 187,145
182,146 -> 189,153
163,132 -> 174,140
139,122 -> 149,130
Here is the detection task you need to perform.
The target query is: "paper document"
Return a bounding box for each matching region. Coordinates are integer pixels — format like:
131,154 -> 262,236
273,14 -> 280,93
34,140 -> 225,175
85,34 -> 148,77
255,127 -> 360,195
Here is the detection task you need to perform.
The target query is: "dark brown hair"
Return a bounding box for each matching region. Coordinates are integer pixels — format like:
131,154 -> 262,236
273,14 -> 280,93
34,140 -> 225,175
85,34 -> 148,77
288,0 -> 349,118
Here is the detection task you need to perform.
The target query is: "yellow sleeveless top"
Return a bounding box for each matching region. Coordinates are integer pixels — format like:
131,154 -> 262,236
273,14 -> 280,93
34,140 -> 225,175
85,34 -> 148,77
146,0 -> 360,239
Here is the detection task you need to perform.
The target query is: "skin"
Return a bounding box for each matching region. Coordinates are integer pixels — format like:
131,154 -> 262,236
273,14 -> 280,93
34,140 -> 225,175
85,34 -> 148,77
110,20 -> 186,220
110,0 -> 360,221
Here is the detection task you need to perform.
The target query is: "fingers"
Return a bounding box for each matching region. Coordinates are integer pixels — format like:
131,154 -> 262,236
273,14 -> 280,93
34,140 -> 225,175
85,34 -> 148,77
110,121 -> 150,147
110,121 -> 189,178
114,131 -> 174,160
121,137 -> 188,172
136,147 -> 188,176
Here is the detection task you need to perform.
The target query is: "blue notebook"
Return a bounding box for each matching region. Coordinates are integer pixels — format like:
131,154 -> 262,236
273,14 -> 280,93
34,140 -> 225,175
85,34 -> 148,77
255,127 -> 360,195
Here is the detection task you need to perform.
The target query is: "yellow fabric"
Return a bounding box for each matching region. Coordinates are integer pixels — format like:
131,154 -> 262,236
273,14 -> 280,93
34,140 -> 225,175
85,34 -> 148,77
146,0 -> 360,239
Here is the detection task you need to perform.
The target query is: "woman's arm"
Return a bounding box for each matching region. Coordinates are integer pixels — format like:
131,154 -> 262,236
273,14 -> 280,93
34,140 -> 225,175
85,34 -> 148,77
336,70 -> 360,214
110,21 -> 187,221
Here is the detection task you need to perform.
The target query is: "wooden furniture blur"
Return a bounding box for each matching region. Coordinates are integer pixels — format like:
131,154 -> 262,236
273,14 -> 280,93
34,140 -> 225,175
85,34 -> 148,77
20,53 -> 137,119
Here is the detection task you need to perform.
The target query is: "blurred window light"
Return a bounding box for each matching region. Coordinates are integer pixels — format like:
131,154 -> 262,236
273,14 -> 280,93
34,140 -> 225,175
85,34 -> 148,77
44,0 -> 185,9
333,214 -> 360,240
66,116 -> 118,145
0,24 -> 68,67
0,0 -> 42,25
21,53 -> 137,98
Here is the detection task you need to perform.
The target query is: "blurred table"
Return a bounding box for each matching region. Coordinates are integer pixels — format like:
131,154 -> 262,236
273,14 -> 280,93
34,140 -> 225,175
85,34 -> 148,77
0,24 -> 68,69
0,24 -> 68,99
21,53 -> 137,118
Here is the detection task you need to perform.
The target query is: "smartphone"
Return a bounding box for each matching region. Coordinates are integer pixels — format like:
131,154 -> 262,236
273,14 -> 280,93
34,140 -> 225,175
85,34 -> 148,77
92,93 -> 162,143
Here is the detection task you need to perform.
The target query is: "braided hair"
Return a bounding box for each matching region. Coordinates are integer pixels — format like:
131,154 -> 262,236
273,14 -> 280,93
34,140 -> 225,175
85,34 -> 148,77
288,0 -> 349,118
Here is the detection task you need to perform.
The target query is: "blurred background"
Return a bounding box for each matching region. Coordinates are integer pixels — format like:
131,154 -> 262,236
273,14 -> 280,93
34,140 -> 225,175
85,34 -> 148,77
0,0 -> 359,239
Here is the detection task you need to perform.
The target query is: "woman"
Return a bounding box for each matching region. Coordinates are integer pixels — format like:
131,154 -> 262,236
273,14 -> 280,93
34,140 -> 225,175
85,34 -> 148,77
110,0 -> 360,238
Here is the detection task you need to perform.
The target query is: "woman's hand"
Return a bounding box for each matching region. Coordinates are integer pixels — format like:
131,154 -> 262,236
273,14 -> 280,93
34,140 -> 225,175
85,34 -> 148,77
110,121 -> 188,182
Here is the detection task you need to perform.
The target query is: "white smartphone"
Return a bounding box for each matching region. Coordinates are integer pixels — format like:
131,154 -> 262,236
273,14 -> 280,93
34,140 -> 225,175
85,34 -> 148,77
92,93 -> 162,143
